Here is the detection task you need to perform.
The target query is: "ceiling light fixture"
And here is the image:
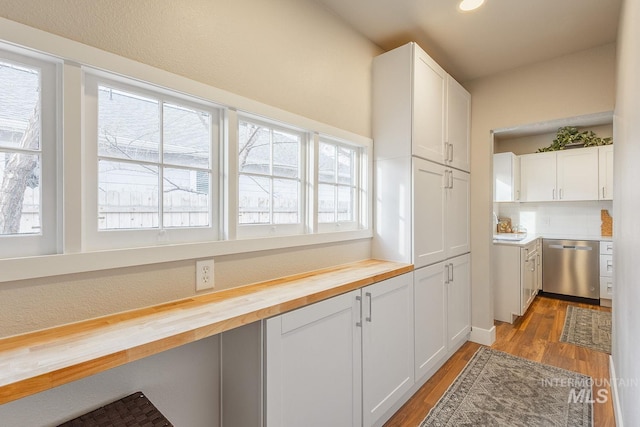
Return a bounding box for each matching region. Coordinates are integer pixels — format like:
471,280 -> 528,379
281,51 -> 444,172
458,0 -> 485,12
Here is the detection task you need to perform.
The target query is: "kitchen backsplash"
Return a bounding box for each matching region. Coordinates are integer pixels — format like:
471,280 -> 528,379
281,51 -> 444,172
495,201 -> 613,237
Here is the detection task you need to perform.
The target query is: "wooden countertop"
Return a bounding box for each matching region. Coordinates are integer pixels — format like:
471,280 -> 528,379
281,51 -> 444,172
0,259 -> 412,405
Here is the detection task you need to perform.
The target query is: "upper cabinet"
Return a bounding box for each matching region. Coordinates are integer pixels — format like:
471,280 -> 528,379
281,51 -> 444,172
493,152 -> 520,202
556,148 -> 600,201
446,76 -> 471,172
599,145 -> 614,200
373,42 -> 470,172
520,151 -> 557,202
520,147 -> 600,202
412,47 -> 446,163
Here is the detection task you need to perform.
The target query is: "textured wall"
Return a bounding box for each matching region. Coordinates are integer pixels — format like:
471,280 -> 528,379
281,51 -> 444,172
0,0 -> 380,137
464,43 -> 616,332
0,0 -> 378,337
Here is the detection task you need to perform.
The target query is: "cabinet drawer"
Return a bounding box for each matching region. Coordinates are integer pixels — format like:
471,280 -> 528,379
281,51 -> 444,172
600,241 -> 613,255
600,254 -> 613,277
600,276 -> 613,299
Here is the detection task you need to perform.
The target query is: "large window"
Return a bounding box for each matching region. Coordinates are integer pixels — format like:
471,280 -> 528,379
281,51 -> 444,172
238,118 -> 304,236
0,48 -> 58,258
317,139 -> 360,231
84,76 -> 220,249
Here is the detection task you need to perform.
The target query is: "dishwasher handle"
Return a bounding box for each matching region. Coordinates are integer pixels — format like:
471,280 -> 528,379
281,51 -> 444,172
548,244 -> 593,251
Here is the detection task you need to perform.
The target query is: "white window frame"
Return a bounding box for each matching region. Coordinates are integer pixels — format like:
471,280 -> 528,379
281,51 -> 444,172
315,136 -> 363,233
83,73 -> 222,251
0,45 -> 60,259
0,18 -> 374,282
236,114 -> 307,239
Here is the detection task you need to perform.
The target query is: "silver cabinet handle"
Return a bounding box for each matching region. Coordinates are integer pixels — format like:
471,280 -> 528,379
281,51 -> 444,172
559,188 -> 564,199
443,170 -> 449,189
365,292 -> 372,322
448,143 -> 454,162
444,264 -> 450,284
552,188 -> 556,200
607,244 -> 613,251
449,170 -> 454,189
537,253 -> 540,266
448,263 -> 454,282
356,295 -> 362,327
602,187 -> 606,199
516,190 -> 520,201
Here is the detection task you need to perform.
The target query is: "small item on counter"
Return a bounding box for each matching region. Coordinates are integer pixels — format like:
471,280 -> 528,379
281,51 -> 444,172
601,209 -> 613,236
512,224 -> 527,234
497,217 -> 512,233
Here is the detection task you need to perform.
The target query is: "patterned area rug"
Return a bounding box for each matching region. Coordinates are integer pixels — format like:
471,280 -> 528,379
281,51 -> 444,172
420,347 -> 593,427
560,306 -> 612,354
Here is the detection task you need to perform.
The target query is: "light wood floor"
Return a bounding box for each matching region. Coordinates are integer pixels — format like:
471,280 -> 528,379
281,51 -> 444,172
384,295 -> 615,426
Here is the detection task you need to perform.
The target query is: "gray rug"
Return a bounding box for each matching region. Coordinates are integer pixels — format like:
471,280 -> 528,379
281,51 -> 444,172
560,306 -> 612,354
420,347 -> 593,427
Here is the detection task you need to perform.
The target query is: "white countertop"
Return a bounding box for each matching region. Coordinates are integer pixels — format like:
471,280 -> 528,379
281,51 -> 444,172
493,233 -> 612,247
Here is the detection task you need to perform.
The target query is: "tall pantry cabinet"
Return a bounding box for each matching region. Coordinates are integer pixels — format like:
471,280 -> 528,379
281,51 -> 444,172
372,42 -> 471,385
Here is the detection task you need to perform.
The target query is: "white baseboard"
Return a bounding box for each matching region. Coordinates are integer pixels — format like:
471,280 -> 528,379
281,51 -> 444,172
610,355 -> 623,427
469,325 -> 496,346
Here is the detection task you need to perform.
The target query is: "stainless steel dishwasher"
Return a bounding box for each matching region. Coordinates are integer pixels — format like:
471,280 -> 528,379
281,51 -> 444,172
542,239 -> 599,299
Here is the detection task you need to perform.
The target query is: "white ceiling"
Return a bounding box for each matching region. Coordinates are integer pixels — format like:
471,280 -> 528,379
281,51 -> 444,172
314,0 -> 622,82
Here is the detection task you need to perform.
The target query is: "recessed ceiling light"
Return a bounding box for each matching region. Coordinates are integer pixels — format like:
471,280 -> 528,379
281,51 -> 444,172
458,0 -> 485,12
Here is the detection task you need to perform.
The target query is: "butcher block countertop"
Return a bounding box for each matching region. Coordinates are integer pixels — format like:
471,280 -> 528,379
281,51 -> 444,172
0,259 -> 412,405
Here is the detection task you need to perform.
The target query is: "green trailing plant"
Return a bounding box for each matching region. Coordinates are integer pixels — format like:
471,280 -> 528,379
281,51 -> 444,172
537,126 -> 613,152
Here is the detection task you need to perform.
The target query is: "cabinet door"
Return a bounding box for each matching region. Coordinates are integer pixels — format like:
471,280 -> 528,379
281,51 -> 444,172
414,263 -> 447,380
446,169 -> 470,258
446,76 -> 471,172
413,158 -> 446,267
557,148 -> 599,201
412,45 -> 446,163
599,145 -> 614,200
520,152 -> 557,202
494,152 -> 520,202
447,254 -> 470,350
265,290 -> 362,427
362,273 -> 414,427
521,254 -> 536,315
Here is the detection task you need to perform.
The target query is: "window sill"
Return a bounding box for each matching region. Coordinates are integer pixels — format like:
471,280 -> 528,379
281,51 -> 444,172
0,229 -> 373,283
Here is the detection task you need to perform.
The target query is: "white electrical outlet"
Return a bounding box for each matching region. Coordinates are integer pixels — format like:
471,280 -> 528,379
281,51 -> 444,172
196,259 -> 215,291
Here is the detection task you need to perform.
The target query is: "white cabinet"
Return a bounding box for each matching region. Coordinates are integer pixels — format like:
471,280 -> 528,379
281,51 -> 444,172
520,148 -> 600,202
447,169 -> 471,258
414,263 -> 447,379
446,254 -> 471,350
599,145 -> 614,200
412,45 -> 446,163
599,241 -> 613,303
556,148 -> 599,200
362,274 -> 415,427
413,159 -> 446,267
265,273 -> 414,427
373,42 -> 470,172
493,239 -> 540,323
493,152 -> 520,202
377,157 -> 469,269
265,290 -> 362,427
446,76 -> 471,172
414,255 -> 470,382
520,151 -> 556,202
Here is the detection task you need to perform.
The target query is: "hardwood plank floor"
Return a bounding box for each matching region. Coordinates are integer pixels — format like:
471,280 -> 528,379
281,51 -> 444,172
385,295 -> 615,426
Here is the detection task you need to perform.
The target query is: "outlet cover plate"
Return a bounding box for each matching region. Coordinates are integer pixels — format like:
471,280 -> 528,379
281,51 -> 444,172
196,259 -> 215,291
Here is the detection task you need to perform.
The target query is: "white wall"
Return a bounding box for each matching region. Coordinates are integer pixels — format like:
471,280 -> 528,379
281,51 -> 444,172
612,0 -> 640,424
464,43 -> 616,333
